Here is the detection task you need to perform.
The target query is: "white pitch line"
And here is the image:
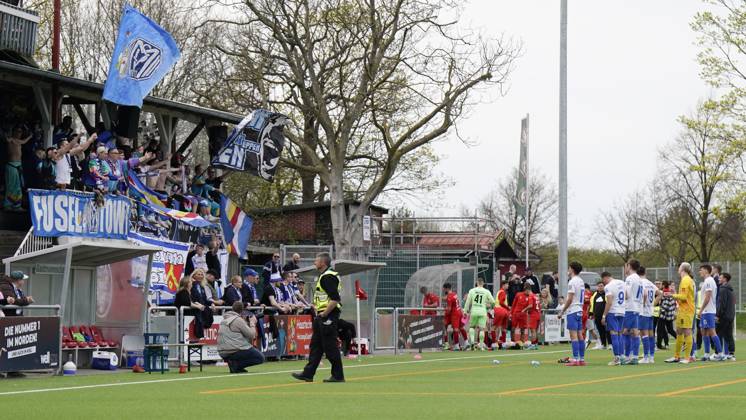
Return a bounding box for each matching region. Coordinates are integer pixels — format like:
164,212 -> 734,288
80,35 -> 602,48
0,349 -> 567,397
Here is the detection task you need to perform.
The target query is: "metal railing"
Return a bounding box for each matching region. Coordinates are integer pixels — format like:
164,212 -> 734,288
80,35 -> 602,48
0,1 -> 39,57
13,227 -> 53,257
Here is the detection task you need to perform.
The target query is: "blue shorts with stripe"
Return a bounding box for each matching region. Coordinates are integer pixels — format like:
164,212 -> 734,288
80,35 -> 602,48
638,316 -> 654,331
700,313 -> 716,329
606,314 -> 624,333
623,311 -> 639,330
566,312 -> 583,331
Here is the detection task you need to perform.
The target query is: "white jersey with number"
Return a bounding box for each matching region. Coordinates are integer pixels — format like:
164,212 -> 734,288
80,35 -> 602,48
605,279 -> 626,316
624,273 -> 643,313
566,276 -> 585,315
640,278 -> 656,317
701,276 -> 717,315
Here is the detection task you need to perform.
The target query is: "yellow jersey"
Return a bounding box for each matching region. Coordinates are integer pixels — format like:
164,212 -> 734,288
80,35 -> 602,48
673,275 -> 695,316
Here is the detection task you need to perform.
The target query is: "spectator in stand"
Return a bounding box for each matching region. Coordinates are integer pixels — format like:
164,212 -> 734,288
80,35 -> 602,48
283,253 -> 302,273
241,268 -> 261,307
205,166 -> 225,202
590,280 -> 610,350
87,146 -> 111,192
224,275 -> 245,307
261,276 -> 290,314
217,301 -> 265,373
55,134 -> 96,190
504,264 -> 517,282
507,272 -> 523,306
290,275 -> 311,311
420,286 -> 440,315
174,276 -> 207,339
262,252 -> 284,285
4,125 -> 32,210
185,243 -> 208,275
0,271 -> 30,316
0,286 -> 16,318
522,267 -> 540,294
540,286 -> 556,309
206,239 -> 222,274
190,269 -> 215,338
53,115 -> 74,144
716,273 -> 736,360
542,272 -> 559,303
205,269 -> 224,307
36,147 -> 58,190
657,280 -> 677,349
107,148 -> 154,194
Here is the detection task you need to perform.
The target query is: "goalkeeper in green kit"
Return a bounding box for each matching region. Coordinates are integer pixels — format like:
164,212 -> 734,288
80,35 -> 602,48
464,278 -> 495,351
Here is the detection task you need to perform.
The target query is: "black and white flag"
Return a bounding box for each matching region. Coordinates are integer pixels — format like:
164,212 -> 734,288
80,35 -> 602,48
212,109 -> 287,182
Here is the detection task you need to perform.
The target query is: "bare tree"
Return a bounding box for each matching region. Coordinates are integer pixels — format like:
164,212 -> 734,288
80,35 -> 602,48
596,191 -> 649,263
657,100 -> 740,262
201,0 -> 520,257
476,168 -> 557,248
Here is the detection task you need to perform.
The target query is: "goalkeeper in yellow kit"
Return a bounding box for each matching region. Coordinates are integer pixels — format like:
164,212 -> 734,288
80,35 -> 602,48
665,262 -> 696,364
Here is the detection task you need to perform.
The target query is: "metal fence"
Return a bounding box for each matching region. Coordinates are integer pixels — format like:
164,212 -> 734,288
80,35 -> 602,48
280,245 -> 333,270
368,246 -> 494,308
586,261 -> 744,312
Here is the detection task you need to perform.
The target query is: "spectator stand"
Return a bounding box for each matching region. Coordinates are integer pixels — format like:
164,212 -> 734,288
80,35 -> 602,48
293,259 -> 386,358
2,230 -> 160,374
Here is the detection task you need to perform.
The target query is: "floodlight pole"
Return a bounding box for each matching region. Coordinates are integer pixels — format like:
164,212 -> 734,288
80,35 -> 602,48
525,114 -> 530,270
558,0 -> 569,296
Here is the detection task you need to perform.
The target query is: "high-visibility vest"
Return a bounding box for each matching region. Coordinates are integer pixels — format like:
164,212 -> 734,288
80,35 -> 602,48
653,305 -> 661,318
313,269 -> 342,312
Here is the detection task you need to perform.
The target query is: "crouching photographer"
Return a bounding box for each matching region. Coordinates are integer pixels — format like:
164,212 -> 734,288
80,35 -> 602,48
217,302 -> 265,373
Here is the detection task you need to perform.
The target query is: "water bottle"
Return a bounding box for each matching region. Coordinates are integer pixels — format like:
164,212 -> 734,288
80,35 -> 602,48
63,354 -> 77,375
530,360 -> 540,367
492,359 -> 501,365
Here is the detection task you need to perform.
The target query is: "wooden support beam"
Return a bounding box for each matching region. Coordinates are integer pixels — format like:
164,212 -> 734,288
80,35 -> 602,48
175,119 -> 205,156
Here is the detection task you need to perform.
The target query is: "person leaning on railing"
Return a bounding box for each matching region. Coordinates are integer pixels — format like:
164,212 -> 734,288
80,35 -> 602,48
0,271 -> 33,317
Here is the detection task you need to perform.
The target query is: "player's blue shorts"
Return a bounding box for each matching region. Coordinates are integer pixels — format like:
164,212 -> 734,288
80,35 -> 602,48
623,311 -> 639,330
638,316 -> 653,331
607,314 -> 624,333
700,313 -> 716,329
566,312 -> 583,331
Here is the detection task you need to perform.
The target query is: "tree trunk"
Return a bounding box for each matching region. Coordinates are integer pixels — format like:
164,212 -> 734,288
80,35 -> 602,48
328,172 -> 364,260
300,115 -> 317,203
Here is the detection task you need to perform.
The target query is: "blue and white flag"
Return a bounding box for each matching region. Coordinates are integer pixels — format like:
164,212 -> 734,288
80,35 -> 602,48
212,110 -> 288,182
103,5 -> 181,107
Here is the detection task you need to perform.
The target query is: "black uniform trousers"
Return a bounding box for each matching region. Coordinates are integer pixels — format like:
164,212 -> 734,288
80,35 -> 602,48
302,313 -> 344,380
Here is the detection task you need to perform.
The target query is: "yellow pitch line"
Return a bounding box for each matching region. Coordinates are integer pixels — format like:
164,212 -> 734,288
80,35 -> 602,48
200,364 -> 498,395
498,361 -> 746,395
658,377 -> 746,397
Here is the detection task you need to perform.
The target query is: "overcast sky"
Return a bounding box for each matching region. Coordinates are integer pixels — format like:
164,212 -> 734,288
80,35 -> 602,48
405,0 -> 713,248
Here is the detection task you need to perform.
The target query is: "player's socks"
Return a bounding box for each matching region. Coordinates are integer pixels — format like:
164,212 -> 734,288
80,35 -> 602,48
683,334 -> 693,358
578,340 -> 585,360
622,335 -> 630,357
479,331 -> 485,345
723,340 -> 729,355
712,335 -> 722,354
491,331 -> 497,344
649,336 -> 656,357
674,334 -> 683,359
703,335 -> 711,355
641,336 -> 648,357
460,328 -> 468,340
571,340 -> 579,360
611,335 -> 620,356
468,328 -> 476,345
631,336 -> 640,357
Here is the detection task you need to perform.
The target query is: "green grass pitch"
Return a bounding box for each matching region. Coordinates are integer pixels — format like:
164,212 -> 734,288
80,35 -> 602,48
1,345 -> 744,419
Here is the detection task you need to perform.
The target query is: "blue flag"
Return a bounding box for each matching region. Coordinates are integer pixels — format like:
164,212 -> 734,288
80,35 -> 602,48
103,5 -> 181,107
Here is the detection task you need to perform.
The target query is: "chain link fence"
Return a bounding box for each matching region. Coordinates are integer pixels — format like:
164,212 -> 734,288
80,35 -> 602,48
368,246 -> 494,308
586,261 -> 744,313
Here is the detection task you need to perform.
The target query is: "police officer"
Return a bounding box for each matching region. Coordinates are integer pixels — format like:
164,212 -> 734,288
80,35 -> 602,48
291,252 -> 345,383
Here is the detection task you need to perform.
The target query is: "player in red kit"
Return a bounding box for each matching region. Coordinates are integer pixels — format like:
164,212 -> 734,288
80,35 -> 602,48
581,283 -> 592,347
511,284 -> 532,347
491,280 -> 510,349
442,283 -> 469,350
527,287 -> 541,349
420,286 -> 440,315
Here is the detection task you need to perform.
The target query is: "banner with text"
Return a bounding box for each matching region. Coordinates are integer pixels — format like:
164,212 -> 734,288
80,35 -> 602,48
129,232 -> 189,305
397,314 -> 444,350
29,189 -> 130,239
0,317 -> 60,373
541,310 -> 570,343
184,314 -> 312,360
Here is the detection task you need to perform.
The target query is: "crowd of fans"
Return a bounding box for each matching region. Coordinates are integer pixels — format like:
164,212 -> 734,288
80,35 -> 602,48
1,116 -> 226,223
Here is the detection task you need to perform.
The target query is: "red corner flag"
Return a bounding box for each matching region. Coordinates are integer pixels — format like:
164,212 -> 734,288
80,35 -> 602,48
355,280 -> 368,300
